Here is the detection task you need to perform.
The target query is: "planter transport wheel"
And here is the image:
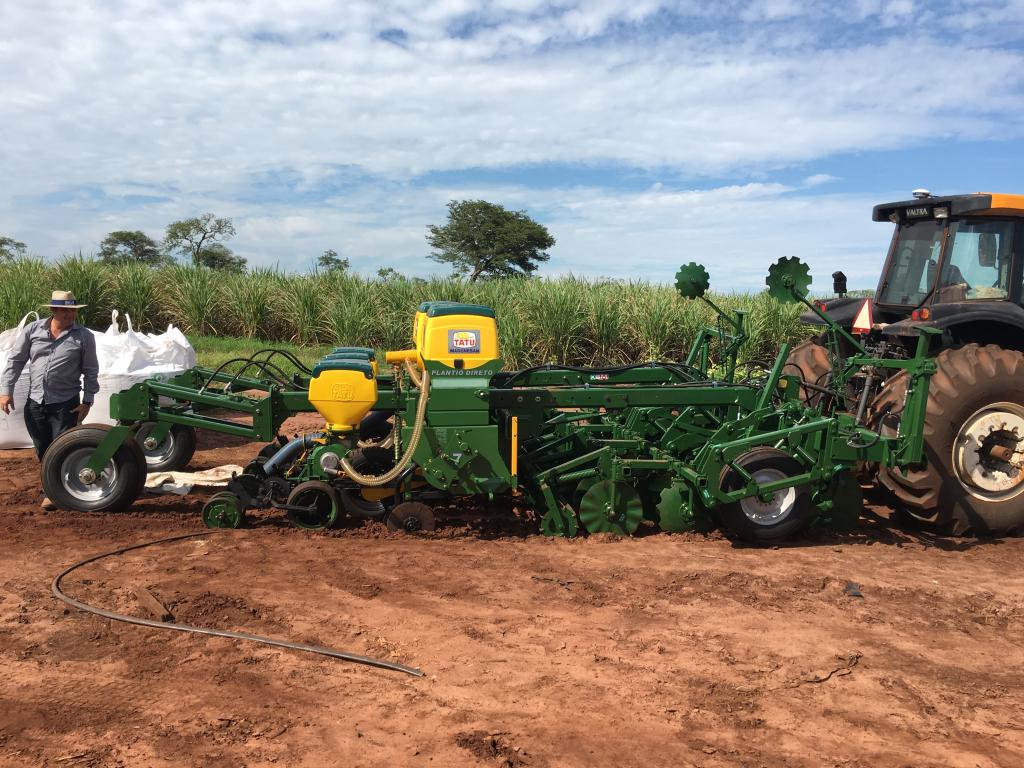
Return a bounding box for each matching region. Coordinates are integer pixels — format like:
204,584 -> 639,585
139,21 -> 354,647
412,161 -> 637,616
135,422 -> 197,472
41,425 -> 147,512
718,447 -> 813,543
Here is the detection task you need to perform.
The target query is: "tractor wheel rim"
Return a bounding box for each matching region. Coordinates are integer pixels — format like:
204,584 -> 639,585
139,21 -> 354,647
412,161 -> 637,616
739,468 -> 796,525
61,447 -> 118,502
952,402 -> 1024,501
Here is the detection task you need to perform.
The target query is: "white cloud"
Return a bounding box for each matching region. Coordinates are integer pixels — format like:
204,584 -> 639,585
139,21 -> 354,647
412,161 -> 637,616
0,1 -> 1021,285
802,174 -> 838,187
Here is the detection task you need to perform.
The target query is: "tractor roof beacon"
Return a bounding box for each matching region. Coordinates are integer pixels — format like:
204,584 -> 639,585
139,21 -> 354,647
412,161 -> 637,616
788,191 -> 1024,535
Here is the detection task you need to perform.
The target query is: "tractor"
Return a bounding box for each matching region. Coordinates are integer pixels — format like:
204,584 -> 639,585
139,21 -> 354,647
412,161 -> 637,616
786,191 -> 1024,535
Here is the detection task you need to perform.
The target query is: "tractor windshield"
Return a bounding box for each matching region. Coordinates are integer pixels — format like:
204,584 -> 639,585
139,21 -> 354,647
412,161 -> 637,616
937,220 -> 1014,302
876,220 -> 943,306
877,218 -> 1016,305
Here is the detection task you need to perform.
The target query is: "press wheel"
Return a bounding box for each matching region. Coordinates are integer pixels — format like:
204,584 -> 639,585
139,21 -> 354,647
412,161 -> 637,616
202,492 -> 245,529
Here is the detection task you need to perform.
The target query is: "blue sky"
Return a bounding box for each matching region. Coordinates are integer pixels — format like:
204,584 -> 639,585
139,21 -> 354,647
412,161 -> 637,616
2,0 -> 1024,289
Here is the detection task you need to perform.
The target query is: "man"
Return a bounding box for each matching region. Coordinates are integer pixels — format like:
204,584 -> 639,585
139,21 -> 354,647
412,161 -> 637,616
0,291 -> 99,486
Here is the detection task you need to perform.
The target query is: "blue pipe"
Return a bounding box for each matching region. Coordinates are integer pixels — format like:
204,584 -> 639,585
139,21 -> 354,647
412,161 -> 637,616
262,433 -> 324,476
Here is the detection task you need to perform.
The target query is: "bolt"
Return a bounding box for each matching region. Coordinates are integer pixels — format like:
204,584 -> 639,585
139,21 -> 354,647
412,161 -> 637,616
143,437 -> 159,450
78,467 -> 97,485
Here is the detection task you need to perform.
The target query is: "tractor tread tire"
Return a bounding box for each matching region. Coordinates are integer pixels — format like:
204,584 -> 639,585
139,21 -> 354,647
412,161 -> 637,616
872,344 -> 1024,535
785,336 -> 832,407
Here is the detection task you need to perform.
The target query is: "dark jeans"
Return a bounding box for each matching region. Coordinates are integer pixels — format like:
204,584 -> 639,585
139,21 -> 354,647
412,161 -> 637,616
25,397 -> 79,460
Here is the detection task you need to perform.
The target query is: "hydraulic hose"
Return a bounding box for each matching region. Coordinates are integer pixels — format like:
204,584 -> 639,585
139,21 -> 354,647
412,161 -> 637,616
51,530 -> 423,676
263,433 -> 324,475
340,367 -> 430,487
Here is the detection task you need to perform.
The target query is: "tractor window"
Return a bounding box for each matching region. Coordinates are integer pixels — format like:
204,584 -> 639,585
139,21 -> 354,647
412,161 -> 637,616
938,220 -> 1015,302
877,220 -> 943,305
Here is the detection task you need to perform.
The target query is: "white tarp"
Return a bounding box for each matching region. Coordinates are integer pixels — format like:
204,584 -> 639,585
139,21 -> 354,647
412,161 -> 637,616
144,464 -> 244,496
0,311 -> 196,449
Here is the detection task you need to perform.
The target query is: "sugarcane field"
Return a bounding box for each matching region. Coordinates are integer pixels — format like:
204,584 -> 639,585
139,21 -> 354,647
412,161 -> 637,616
5,3 -> 1024,767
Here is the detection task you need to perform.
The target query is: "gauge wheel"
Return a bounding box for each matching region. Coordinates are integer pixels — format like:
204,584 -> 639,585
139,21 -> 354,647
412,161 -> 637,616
286,480 -> 341,530
873,344 -> 1024,535
718,447 -> 813,542
135,422 -> 197,472
41,425 -> 147,512
340,448 -> 395,518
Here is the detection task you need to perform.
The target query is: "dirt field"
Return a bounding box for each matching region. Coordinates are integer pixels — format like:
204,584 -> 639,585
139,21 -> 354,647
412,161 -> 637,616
1,418 -> 1023,768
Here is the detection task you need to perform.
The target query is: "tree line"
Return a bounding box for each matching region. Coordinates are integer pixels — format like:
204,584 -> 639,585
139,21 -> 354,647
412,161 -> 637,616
0,199 -> 556,282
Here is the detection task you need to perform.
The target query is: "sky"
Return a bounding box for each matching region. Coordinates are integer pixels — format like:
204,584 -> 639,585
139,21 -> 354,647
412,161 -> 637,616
2,0 -> 1024,290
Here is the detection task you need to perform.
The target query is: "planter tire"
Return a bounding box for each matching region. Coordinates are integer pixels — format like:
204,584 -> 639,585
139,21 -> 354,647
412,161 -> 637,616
41,425 -> 147,512
718,447 -> 813,543
135,422 -> 197,472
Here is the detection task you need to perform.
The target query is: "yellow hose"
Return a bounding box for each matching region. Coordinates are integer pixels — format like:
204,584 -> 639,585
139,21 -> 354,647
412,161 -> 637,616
340,368 -> 430,487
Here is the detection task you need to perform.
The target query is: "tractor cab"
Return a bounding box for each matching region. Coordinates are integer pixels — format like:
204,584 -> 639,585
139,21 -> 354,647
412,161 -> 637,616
808,192 -> 1024,348
873,192 -> 1023,310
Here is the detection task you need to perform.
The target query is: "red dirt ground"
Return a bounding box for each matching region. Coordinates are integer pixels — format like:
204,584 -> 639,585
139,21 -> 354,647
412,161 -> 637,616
1,416 -> 1023,767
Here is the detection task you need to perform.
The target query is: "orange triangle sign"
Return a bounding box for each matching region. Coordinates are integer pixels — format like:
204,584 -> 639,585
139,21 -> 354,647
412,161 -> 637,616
852,299 -> 873,335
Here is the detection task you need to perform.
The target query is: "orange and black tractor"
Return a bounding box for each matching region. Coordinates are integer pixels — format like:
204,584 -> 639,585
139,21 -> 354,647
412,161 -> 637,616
788,191 -> 1024,535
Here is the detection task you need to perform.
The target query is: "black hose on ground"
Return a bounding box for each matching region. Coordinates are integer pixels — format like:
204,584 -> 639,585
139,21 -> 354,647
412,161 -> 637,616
51,530 -> 423,677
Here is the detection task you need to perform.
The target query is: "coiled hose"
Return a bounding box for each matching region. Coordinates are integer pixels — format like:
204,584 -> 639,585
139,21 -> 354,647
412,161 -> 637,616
339,363 -> 430,487
51,530 -> 423,676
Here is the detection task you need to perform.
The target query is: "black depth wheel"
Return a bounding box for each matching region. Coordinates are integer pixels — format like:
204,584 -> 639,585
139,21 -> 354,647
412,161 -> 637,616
718,448 -> 813,542
135,422 -> 197,472
340,448 -> 395,518
287,480 -> 341,530
41,425 -> 147,512
874,344 -> 1024,535
386,502 -> 435,533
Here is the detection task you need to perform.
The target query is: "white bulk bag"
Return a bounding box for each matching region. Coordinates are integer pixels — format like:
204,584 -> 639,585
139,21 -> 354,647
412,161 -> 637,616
0,311 -> 196,445
0,312 -> 40,449
89,312 -> 196,425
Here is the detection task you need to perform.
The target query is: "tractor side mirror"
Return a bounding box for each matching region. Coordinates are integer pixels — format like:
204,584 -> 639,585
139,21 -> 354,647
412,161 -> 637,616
832,270 -> 848,298
979,233 -> 998,268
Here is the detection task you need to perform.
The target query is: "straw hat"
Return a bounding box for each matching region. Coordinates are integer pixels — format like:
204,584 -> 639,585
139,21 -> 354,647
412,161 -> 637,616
42,290 -> 88,309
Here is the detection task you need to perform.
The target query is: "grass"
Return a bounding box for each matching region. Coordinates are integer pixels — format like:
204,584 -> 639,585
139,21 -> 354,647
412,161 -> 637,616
2,255 -> 818,370
189,336 -> 330,371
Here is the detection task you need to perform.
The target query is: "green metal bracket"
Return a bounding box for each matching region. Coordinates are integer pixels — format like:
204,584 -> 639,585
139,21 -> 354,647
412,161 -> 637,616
86,425 -> 133,476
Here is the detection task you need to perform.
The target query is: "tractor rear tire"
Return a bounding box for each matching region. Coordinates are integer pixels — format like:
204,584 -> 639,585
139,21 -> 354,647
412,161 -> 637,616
873,344 -> 1024,535
784,336 -> 832,407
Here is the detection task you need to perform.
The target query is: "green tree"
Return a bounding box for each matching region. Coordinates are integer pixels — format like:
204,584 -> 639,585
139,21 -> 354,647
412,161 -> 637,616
376,266 -> 400,280
164,213 -> 237,267
196,243 -> 246,273
317,248 -> 350,273
98,230 -> 164,265
426,200 -> 554,281
0,236 -> 27,261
